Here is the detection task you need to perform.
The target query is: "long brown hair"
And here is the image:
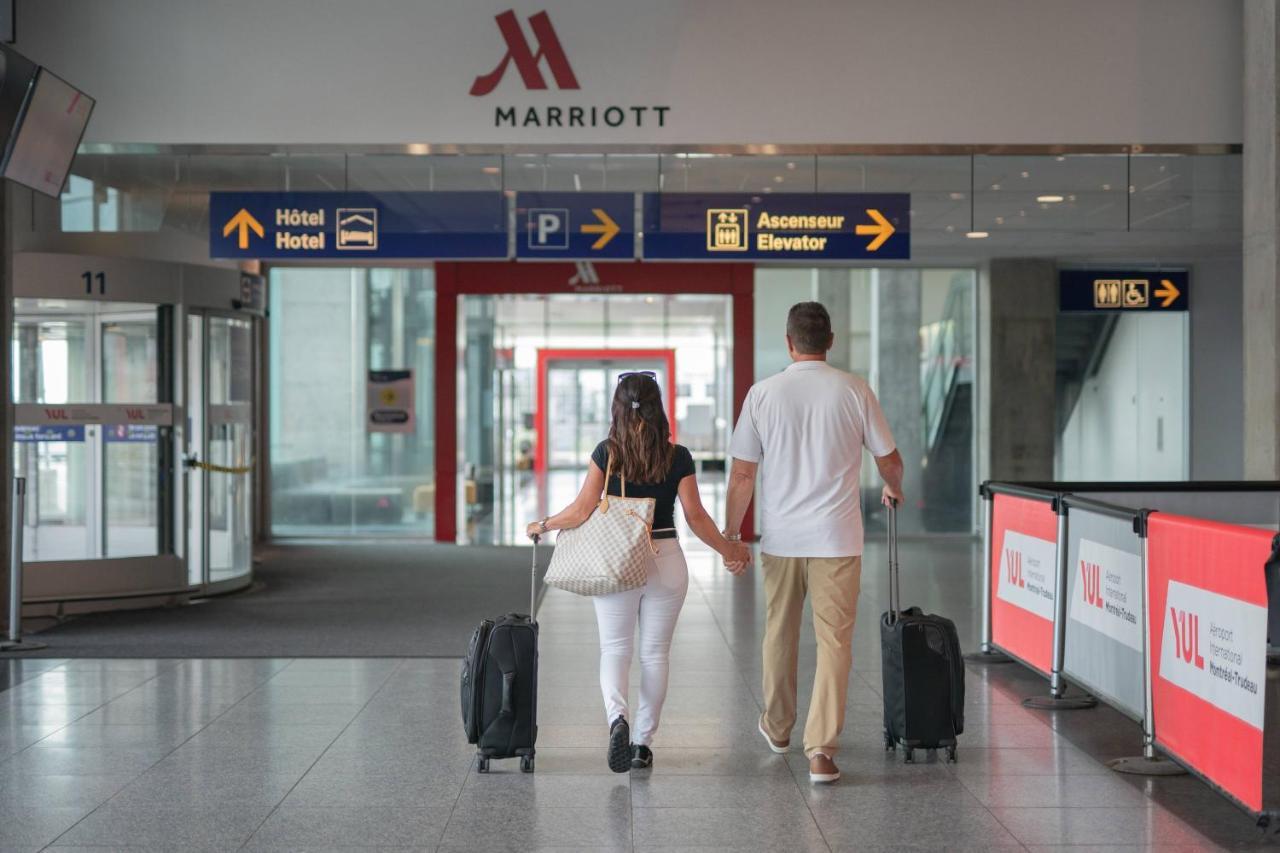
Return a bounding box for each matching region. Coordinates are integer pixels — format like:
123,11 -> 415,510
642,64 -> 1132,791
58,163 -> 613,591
605,373 -> 674,484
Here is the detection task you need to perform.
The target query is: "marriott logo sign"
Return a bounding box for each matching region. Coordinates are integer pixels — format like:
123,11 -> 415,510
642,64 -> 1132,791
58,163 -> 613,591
469,9 -> 672,130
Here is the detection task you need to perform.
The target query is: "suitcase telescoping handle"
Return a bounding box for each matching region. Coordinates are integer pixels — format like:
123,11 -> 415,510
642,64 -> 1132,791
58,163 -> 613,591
886,499 -> 901,623
529,535 -> 540,621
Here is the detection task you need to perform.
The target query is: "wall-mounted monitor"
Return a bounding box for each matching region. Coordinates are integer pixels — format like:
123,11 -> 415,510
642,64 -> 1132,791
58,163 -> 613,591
3,65 -> 94,197
0,41 -> 36,154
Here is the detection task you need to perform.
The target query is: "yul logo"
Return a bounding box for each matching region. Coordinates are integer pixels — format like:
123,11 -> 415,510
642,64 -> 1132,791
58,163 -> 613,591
1169,607 -> 1205,670
1080,561 -> 1103,608
470,10 -> 580,96
1005,549 -> 1025,588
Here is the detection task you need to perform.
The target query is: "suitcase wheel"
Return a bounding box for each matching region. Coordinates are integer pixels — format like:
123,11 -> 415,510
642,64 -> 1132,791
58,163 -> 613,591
903,748 -> 916,764
946,745 -> 958,764
883,731 -> 895,752
476,756 -> 490,773
520,754 -> 535,773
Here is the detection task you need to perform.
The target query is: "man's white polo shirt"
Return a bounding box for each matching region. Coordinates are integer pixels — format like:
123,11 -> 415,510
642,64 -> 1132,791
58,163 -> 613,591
729,360 -> 896,558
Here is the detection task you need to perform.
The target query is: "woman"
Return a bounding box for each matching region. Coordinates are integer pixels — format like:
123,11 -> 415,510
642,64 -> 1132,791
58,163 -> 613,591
527,371 -> 751,773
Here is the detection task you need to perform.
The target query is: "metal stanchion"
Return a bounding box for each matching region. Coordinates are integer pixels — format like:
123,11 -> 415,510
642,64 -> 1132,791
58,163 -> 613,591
1109,522 -> 1184,775
1,477 -> 46,653
966,486 -> 1011,664
1024,500 -> 1096,710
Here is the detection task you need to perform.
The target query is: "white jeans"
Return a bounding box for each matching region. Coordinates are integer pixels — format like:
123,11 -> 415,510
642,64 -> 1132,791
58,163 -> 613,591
591,537 -> 689,746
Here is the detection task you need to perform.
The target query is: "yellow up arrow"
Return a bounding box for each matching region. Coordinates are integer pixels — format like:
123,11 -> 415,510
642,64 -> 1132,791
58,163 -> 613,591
580,208 -> 621,250
855,208 -> 895,252
222,208 -> 264,250
1154,278 -> 1181,308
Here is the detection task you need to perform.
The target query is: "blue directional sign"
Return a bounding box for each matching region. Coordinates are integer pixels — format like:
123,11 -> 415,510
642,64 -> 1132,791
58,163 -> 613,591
209,192 -> 507,259
14,425 -> 84,442
642,192 -> 910,261
103,424 -> 159,443
515,193 -> 634,260
1059,270 -> 1188,312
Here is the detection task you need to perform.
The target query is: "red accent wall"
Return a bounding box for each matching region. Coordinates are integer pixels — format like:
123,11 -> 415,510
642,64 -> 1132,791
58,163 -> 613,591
433,262 -> 754,542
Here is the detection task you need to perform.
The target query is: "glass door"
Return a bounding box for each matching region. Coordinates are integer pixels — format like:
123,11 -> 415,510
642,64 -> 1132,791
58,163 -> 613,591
185,313 -> 205,585
185,311 -> 255,588
544,360 -> 669,469
459,292 -> 731,545
12,301 -> 165,561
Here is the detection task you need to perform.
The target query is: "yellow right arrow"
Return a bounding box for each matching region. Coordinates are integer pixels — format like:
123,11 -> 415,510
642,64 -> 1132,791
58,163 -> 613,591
222,208 -> 264,250
580,208 -> 621,250
1154,278 -> 1180,308
855,208 -> 895,252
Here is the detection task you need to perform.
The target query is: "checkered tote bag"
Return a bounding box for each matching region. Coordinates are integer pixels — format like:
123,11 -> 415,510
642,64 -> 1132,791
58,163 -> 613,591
544,454 -> 656,596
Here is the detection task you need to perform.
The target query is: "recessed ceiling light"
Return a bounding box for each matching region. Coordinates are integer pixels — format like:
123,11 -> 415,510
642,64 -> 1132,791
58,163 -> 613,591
1101,184 -> 1111,191
1020,171 -> 1030,179
1036,194 -> 1064,203
773,175 -> 784,183
481,166 -> 501,175
1055,155 -> 1066,162
991,184 -> 1001,191
949,192 -> 965,201
965,230 -> 989,239
786,162 -> 796,170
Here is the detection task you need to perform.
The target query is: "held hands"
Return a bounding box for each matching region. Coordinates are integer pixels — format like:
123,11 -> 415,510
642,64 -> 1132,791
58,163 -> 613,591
881,484 -> 905,508
722,540 -> 751,577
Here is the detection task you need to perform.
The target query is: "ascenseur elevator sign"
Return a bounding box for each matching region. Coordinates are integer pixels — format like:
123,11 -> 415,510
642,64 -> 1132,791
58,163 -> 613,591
643,193 -> 910,260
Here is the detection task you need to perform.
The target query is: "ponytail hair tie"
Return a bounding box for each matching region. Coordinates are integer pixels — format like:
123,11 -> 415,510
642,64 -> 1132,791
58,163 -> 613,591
631,401 -> 640,409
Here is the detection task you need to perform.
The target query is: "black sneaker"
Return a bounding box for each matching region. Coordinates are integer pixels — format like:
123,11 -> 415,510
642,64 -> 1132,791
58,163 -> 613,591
607,716 -> 631,773
631,744 -> 653,769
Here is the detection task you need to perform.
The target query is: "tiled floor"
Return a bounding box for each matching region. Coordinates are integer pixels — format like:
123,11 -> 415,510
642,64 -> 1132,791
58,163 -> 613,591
0,539 -> 1273,851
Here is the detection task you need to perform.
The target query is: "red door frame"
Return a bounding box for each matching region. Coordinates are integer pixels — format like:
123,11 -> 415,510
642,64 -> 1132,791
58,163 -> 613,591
535,348 -> 677,473
434,261 -> 754,542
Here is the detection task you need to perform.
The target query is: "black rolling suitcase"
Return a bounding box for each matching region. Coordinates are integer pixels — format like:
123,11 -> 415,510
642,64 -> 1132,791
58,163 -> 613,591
461,538 -> 540,773
879,503 -> 965,763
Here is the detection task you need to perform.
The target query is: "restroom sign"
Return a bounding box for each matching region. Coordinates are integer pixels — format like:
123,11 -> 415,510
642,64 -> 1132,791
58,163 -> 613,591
1059,269 -> 1188,312
515,192 -> 633,260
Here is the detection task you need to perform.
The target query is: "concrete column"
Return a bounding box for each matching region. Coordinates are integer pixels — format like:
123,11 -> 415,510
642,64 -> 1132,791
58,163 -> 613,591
872,268 -> 922,532
1,185 -> 12,632
816,268 -> 853,372
1243,0 -> 1280,479
981,259 -> 1057,482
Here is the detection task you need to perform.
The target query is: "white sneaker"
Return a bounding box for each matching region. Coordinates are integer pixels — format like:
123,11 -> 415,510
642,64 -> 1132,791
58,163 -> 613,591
758,716 -> 790,754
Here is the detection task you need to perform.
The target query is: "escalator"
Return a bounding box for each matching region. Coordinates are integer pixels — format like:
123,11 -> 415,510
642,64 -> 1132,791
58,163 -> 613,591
920,281 -> 975,531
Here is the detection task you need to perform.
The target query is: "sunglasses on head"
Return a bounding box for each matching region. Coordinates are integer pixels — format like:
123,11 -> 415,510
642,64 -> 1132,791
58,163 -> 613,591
616,370 -> 657,383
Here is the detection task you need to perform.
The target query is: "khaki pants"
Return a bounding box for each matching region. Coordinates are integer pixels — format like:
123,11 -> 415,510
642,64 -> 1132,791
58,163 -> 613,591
760,553 -> 862,758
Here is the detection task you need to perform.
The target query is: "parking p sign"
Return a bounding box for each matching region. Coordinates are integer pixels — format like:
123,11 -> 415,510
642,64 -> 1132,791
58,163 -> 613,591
528,208 -> 570,249
515,192 -> 634,260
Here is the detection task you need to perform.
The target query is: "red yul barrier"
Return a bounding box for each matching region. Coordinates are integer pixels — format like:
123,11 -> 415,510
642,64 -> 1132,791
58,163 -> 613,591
990,493 -> 1058,675
1147,512 -> 1274,813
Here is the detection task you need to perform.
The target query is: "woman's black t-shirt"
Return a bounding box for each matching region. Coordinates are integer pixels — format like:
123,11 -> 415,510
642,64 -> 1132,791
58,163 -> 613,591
590,441 -> 695,530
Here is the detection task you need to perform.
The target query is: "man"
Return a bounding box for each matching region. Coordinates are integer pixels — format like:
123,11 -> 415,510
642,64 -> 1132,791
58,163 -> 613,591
724,301 -> 904,784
